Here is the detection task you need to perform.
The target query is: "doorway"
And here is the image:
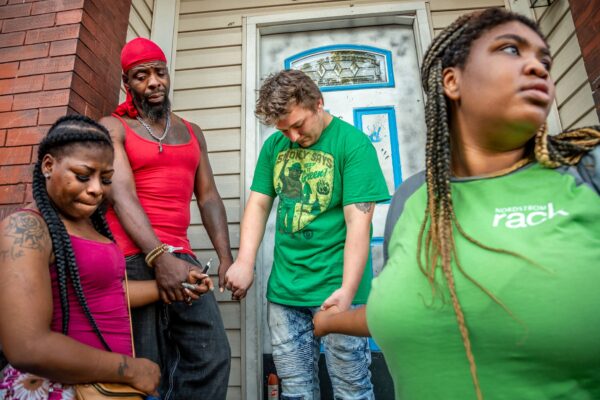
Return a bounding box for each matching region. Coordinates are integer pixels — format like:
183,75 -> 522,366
243,3 -> 432,398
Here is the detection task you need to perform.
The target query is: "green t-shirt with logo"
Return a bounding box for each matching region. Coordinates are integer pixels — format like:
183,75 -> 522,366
367,150 -> 600,399
251,116 -> 390,306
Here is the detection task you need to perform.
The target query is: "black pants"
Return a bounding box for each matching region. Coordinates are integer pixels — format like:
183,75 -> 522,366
126,253 -> 231,400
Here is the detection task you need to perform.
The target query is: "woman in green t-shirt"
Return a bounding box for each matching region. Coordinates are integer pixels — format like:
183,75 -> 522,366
314,7 -> 600,400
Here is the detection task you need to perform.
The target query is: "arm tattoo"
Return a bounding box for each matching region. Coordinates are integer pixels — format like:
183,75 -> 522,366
117,355 -> 129,377
1,213 -> 48,261
354,202 -> 374,214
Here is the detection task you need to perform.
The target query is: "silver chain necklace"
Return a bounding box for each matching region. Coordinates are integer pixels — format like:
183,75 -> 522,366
136,113 -> 171,153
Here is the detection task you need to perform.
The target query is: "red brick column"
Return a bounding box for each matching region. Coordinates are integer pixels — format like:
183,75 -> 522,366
569,0 -> 600,119
0,0 -> 132,216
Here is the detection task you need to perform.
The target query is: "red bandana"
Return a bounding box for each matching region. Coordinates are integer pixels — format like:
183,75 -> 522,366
114,38 -> 167,118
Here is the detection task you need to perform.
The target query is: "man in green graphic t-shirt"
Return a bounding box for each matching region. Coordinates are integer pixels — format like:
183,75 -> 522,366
224,70 -> 389,399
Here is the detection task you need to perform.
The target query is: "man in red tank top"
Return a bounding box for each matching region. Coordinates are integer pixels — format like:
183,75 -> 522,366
99,38 -> 232,400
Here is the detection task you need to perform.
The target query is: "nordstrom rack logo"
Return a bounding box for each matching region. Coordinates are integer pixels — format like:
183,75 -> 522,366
492,203 -> 568,229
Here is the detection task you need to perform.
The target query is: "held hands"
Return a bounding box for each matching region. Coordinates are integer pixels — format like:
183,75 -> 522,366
181,267 -> 213,305
127,357 -> 160,395
223,259 -> 255,300
153,253 -> 192,303
321,287 -> 354,312
313,305 -> 341,337
217,258 -> 234,293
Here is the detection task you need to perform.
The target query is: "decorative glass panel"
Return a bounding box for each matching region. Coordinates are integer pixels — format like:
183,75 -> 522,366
285,45 -> 395,91
353,106 -> 402,193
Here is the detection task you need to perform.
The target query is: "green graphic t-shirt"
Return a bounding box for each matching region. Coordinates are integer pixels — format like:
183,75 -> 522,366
367,149 -> 600,399
252,116 -> 390,306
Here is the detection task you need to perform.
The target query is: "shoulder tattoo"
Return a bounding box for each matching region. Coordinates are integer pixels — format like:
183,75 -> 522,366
1,213 -> 49,261
354,202 -> 374,214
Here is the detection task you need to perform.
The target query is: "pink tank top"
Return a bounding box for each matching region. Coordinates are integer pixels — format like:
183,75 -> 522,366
50,235 -> 132,356
106,115 -> 200,256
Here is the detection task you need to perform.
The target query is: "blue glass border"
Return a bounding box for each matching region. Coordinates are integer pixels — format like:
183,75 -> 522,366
284,44 -> 395,92
353,106 -> 402,191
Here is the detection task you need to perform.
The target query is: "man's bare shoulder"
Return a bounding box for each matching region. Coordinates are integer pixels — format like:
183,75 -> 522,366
99,115 -> 127,142
173,114 -> 206,144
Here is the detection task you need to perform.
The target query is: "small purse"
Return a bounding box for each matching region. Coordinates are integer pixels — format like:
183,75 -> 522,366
74,382 -> 146,399
74,272 -> 148,400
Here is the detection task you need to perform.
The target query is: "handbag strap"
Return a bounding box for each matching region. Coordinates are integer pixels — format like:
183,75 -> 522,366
123,270 -> 136,358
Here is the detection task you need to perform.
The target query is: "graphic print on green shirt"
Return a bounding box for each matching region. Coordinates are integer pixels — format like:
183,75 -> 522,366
274,148 -> 334,234
251,116 -> 390,306
367,150 -> 600,400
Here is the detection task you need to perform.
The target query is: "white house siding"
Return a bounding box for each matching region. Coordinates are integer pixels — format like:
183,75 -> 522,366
173,0 -> 506,398
127,0 -> 154,41
121,0 -> 155,102
534,0 -> 599,128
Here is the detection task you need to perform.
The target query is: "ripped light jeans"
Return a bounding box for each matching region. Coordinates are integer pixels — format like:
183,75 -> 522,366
268,302 -> 374,400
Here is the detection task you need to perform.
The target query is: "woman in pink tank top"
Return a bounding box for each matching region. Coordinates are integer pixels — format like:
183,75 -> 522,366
0,116 -> 211,399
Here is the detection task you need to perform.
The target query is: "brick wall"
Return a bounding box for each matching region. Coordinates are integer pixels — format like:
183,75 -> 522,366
0,0 -> 132,217
569,0 -> 600,119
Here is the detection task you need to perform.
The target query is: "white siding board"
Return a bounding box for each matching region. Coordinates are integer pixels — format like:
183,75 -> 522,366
559,83 -> 595,129
218,302 -> 242,329
190,198 -> 241,223
214,174 -> 241,198
180,11 -> 244,31
177,28 -> 243,50
180,0 -> 341,14
208,151 -> 241,175
126,26 -> 137,42
204,128 -> 242,152
174,66 -> 242,90
179,1 -> 386,31
571,108 -> 600,128
228,358 -> 241,386
176,46 -> 242,69
537,0 -> 570,38
181,0 -> 503,14
226,387 -> 242,400
533,5 -> 548,20
555,58 -> 587,105
545,10 -> 575,55
551,34 -> 580,82
429,0 -> 503,12
194,249 -> 239,264
431,8 -> 486,29
173,86 -> 242,110
132,0 -> 153,30
179,0 -> 503,26
188,223 -> 241,249
178,107 -> 241,130
129,7 -> 151,38
227,329 -> 242,357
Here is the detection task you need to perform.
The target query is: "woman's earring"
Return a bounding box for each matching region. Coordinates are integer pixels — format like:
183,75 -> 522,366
44,172 -> 50,179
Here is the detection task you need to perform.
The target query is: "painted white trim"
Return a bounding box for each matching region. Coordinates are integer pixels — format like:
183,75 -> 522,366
505,0 -> 563,134
242,3 -> 432,399
151,0 -> 180,98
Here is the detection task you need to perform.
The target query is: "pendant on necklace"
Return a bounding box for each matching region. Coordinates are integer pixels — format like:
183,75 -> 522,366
158,141 -> 163,153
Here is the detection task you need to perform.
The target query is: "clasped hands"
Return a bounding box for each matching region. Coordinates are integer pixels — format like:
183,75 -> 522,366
153,253 -> 213,305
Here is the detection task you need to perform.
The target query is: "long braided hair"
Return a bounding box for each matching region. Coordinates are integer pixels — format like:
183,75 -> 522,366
33,114 -> 115,351
419,8 -> 600,399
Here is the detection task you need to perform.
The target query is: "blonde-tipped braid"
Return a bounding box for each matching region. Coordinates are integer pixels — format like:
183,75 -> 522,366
536,124 -> 600,168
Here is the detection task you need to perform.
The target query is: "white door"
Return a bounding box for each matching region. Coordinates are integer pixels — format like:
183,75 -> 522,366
257,23 -> 427,352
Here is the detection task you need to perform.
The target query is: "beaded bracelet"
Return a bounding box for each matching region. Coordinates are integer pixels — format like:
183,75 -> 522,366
145,243 -> 183,267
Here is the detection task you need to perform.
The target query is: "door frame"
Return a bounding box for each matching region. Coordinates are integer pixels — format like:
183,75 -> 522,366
241,3 -> 432,398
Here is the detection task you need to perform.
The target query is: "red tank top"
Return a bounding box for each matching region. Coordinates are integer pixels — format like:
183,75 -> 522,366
106,115 -> 200,256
